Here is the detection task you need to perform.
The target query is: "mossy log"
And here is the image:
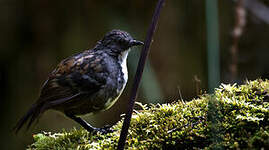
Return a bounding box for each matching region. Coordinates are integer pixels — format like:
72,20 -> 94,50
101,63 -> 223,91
28,79 -> 269,149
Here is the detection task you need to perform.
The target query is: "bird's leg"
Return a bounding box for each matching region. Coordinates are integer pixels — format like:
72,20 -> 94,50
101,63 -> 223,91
65,113 -> 113,134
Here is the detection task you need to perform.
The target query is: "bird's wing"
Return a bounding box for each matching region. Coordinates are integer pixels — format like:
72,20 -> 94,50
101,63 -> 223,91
37,51 -> 108,107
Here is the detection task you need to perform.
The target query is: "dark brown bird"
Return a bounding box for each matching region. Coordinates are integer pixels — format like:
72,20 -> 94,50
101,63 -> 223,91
13,30 -> 143,134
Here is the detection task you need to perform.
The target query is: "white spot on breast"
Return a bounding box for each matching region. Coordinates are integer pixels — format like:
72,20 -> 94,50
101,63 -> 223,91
120,49 -> 129,85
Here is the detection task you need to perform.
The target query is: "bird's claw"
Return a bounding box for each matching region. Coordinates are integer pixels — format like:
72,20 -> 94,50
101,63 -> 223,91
92,125 -> 114,134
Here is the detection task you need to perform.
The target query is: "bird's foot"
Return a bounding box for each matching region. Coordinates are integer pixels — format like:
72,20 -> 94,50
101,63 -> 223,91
91,125 -> 114,134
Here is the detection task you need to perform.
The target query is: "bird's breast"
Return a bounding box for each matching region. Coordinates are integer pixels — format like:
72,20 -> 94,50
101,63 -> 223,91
101,51 -> 129,110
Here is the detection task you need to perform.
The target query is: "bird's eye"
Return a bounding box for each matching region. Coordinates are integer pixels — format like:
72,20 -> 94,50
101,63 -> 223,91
118,38 -> 126,44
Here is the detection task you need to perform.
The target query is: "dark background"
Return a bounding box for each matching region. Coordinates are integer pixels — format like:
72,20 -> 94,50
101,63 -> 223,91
1,0 -> 269,149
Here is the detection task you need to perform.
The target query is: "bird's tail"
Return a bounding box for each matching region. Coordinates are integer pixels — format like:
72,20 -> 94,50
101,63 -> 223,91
13,103 -> 44,134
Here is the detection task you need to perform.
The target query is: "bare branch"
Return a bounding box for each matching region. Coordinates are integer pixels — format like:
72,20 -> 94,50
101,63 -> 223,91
117,0 -> 166,149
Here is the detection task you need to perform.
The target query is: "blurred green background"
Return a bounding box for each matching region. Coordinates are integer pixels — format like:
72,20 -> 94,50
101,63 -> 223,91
1,0 -> 269,149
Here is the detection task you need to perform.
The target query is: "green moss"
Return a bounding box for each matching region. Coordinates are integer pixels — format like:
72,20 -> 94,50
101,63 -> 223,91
28,79 -> 269,149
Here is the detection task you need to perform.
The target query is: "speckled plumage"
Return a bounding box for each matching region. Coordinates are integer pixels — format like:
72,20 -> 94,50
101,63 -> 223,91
14,30 -> 143,134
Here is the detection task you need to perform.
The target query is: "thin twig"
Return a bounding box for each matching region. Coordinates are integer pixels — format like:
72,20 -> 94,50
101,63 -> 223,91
233,0 -> 269,24
117,0 -> 165,149
193,75 -> 201,95
177,85 -> 184,102
229,0 -> 246,82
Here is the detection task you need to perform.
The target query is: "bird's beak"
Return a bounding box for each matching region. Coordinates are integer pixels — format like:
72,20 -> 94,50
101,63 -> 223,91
130,40 -> 144,46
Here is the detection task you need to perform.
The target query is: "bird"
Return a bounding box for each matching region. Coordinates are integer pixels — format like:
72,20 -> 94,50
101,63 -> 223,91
13,29 -> 144,134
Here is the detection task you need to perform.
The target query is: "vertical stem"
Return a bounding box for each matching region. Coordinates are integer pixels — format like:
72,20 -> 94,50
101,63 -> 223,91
117,0 -> 165,149
206,0 -> 220,93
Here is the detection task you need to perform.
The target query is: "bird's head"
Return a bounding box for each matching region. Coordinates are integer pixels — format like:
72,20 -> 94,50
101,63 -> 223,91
97,30 -> 144,54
